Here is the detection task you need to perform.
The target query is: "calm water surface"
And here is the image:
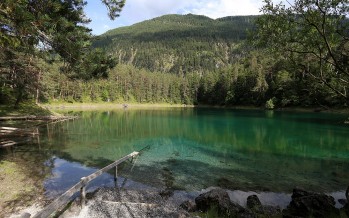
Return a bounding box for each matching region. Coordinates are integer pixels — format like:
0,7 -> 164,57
1,108 -> 348,203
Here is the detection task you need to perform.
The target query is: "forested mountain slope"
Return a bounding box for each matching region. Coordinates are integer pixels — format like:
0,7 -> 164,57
93,14 -> 256,74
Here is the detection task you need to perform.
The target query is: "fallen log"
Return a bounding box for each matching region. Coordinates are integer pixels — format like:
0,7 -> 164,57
0,127 -> 18,130
0,139 -> 31,148
0,115 -> 77,121
0,127 -> 38,136
0,141 -> 17,147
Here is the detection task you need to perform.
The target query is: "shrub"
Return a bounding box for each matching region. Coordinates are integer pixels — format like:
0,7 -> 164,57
265,98 -> 275,110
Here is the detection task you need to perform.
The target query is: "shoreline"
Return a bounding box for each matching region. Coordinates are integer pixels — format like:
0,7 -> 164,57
41,103 -> 192,110
41,102 -> 349,115
13,184 -> 348,217
48,185 -> 349,217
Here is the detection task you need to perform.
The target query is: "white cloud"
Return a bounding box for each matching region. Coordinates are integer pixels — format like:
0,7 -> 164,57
188,0 -> 263,18
119,0 -> 262,24
119,0 -> 188,24
86,0 -> 263,34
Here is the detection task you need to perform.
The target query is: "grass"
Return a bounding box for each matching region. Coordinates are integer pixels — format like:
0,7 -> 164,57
0,101 -> 54,117
0,160 -> 39,217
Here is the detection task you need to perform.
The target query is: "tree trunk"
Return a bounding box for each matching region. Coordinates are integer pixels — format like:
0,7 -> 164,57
36,88 -> 39,104
14,89 -> 23,109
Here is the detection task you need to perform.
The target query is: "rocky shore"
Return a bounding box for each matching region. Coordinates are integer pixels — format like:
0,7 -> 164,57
61,186 -> 349,218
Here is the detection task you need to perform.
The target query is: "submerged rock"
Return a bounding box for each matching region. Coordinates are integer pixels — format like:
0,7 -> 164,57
246,194 -> 281,217
283,188 -> 340,218
247,195 -> 262,209
195,188 -> 244,217
159,189 -> 174,199
216,177 -> 239,190
180,200 -> 197,212
338,199 -> 347,206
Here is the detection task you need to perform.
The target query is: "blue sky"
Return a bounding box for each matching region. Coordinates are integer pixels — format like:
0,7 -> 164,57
84,0 -> 265,35
84,0 -> 295,35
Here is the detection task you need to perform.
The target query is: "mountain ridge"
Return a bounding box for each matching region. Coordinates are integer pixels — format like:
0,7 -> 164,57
93,14 -> 257,74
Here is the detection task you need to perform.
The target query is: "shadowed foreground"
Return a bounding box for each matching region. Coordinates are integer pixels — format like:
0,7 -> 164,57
61,187 -> 191,218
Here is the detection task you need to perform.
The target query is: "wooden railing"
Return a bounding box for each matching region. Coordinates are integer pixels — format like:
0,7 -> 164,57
32,151 -> 139,218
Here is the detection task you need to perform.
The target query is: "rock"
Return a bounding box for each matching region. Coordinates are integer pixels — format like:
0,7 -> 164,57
341,204 -> 349,218
19,213 -> 31,218
180,200 -> 197,212
247,195 -> 262,210
247,195 -> 281,217
283,188 -> 340,218
61,187 -> 191,218
195,188 -> 244,217
344,186 -> 349,217
216,177 -> 238,190
262,205 -> 282,217
338,198 -> 347,206
237,209 -> 256,218
159,189 -> 174,199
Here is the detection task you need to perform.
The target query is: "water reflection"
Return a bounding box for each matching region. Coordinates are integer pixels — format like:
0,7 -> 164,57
1,108 -> 348,200
50,109 -> 349,160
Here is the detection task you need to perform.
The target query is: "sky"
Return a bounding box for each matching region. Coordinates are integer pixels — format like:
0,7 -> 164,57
84,0 -> 265,35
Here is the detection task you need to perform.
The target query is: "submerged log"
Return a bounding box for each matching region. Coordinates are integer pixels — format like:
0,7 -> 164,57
0,127 -> 18,130
0,138 -> 32,148
1,127 -> 38,138
0,126 -> 39,148
0,140 -> 17,147
0,115 -> 77,121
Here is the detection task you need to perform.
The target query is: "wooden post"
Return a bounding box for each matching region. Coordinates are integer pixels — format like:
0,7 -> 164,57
80,177 -> 86,206
114,166 -> 118,187
114,166 -> 118,179
33,152 -> 139,218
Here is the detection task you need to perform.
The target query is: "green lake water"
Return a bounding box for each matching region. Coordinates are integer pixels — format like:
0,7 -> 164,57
1,108 -> 349,203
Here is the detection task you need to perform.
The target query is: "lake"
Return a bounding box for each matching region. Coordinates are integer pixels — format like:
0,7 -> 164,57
1,108 -> 348,206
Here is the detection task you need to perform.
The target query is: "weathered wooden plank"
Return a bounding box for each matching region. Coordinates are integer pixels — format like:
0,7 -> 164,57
0,139 -> 32,148
0,130 -> 14,134
0,127 -> 39,138
102,200 -> 158,207
32,151 -> 139,218
0,140 -> 13,145
0,116 -> 77,121
82,151 -> 139,184
1,130 -> 37,135
32,182 -> 84,218
0,127 -> 18,130
0,141 -> 17,147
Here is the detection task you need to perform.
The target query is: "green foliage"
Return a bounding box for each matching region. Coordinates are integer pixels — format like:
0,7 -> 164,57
255,0 -> 349,103
0,101 -> 52,117
102,0 -> 125,20
265,98 -> 275,110
93,14 -> 257,74
0,0 -> 124,107
69,48 -> 117,80
1,7 -> 345,110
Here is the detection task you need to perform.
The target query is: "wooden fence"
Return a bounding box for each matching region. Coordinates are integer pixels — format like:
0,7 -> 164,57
32,151 -> 139,218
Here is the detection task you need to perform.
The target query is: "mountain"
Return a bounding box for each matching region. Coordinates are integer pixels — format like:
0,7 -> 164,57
93,14 -> 257,74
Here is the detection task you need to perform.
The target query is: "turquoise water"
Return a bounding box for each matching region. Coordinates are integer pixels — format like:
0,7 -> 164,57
1,108 -> 349,198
